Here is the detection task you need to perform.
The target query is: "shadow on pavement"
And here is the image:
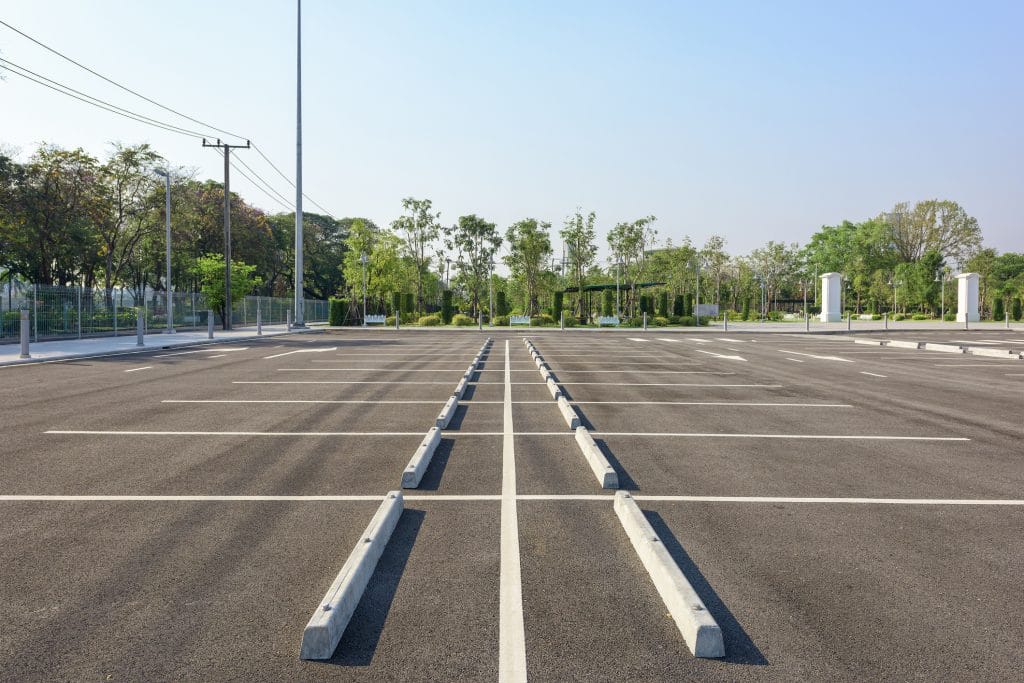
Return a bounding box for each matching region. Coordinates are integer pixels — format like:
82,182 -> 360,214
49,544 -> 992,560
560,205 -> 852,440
644,511 -> 768,667
327,508 -> 425,666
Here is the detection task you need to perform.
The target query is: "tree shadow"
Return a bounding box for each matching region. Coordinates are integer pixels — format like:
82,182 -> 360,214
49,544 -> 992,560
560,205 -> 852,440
325,509 -> 426,666
594,438 -> 638,490
643,511 -> 769,666
415,439 -> 454,491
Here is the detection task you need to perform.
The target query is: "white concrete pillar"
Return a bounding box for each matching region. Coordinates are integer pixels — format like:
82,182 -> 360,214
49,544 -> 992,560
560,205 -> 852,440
819,272 -> 842,322
956,272 -> 979,323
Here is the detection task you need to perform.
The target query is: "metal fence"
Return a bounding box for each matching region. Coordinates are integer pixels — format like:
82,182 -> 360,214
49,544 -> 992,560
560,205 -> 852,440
1,280 -> 327,343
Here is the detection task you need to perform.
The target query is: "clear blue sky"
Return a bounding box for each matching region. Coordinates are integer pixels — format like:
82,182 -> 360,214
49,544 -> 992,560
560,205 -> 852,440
2,0 -> 1021,259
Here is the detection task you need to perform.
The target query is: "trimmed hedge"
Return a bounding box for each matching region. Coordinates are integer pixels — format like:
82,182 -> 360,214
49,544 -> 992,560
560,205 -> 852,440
452,313 -> 475,326
418,314 -> 441,326
441,290 -> 453,324
328,297 -> 347,326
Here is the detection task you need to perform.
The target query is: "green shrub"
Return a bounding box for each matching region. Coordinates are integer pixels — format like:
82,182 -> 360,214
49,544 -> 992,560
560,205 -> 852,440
993,297 -> 1005,321
385,315 -> 396,326
740,298 -> 750,320
441,290 -> 454,324
552,291 -> 564,320
401,311 -> 416,324
602,289 -> 614,316
943,312 -> 955,321
1012,298 -> 1022,321
452,313 -> 475,326
658,292 -> 669,317
391,292 -> 401,316
404,292 -> 414,315
562,315 -> 578,327
668,315 -> 681,325
494,315 -> 510,326
531,313 -> 555,326
653,316 -> 669,327
678,315 -> 695,327
328,297 -> 346,326
893,313 -> 906,321
871,314 -> 882,321
623,316 -> 641,327
911,313 -> 929,321
684,293 -> 694,317
418,314 -> 441,326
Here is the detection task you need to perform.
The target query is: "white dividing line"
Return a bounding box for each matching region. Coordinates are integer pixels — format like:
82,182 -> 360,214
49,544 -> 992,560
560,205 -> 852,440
571,401 -> 853,408
934,364 -> 1017,368
153,350 -> 203,358
785,358 -> 804,363
684,338 -> 711,344
859,371 -> 887,378
233,381 -> 458,385
777,350 -> 853,363
123,366 -> 152,373
553,383 -> 782,387
694,349 -> 746,362
207,354 -> 226,359
500,339 -> 527,682
717,338 -> 746,343
161,399 -> 445,405
4,494 -> 1020,505
153,347 -> 250,358
586,432 -> 968,441
535,370 -> 733,375
657,338 -> 681,343
277,368 -> 464,373
263,346 -> 338,360
45,430 -> 427,437
628,338 -> 649,342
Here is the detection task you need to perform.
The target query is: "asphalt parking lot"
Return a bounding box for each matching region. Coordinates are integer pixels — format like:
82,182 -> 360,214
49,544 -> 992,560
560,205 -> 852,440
2,328 -> 1022,681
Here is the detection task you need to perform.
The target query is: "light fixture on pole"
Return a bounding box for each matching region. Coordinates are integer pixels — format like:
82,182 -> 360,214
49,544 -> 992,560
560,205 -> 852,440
153,167 -> 174,334
360,252 -> 368,326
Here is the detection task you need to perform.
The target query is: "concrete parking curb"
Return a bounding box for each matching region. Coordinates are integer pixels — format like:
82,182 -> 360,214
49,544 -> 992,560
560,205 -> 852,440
970,348 -> 1023,359
851,337 -> 1021,359
436,395 -> 458,429
299,491 -> 404,660
923,343 -> 964,354
454,376 -> 468,399
556,395 -> 581,429
575,426 -> 618,488
613,492 -> 725,658
402,427 -> 442,488
546,377 -> 562,400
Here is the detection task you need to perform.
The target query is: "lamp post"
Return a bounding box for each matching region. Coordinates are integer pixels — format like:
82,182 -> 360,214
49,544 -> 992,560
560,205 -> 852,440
693,256 -> 702,326
360,252 -> 368,326
445,257 -> 451,289
153,167 -> 174,333
488,259 -> 495,326
615,260 -> 623,317
935,268 -> 949,319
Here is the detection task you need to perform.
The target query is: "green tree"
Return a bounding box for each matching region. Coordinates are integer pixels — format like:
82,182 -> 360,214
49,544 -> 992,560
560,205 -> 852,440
884,200 -> 982,265
561,208 -> 598,317
504,218 -> 552,315
445,214 -> 501,316
441,289 -> 454,323
993,296 -> 1004,321
192,253 -> 262,327
392,197 -> 440,315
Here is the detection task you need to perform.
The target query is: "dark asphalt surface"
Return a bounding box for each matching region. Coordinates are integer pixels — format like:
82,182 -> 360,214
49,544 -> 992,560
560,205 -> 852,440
2,328 -> 1022,680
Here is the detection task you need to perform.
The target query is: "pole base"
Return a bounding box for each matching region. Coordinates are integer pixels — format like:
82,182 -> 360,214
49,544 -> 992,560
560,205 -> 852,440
290,322 -> 308,329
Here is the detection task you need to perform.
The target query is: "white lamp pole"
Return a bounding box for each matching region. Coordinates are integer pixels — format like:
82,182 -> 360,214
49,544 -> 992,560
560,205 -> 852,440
360,252 -> 368,326
293,0 -> 305,327
154,168 -> 174,333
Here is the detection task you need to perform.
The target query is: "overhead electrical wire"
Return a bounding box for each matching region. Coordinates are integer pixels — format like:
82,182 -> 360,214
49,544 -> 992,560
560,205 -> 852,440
0,19 -> 338,217
212,147 -> 292,213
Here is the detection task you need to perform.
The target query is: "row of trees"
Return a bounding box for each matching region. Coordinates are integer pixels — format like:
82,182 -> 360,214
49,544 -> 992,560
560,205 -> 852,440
3,141 -> 1021,323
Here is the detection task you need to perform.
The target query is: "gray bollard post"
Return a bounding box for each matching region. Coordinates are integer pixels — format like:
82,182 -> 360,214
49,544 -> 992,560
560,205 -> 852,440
287,309 -> 292,331
964,316 -> 969,331
847,312 -> 851,331
723,312 -> 728,331
643,312 -> 648,330
805,311 -> 810,332
396,313 -> 400,330
477,313 -> 482,331
136,307 -> 145,346
257,308 -> 262,335
884,312 -> 888,330
18,309 -> 30,360
560,311 -> 564,330
1007,312 -> 1011,329
208,310 -> 214,339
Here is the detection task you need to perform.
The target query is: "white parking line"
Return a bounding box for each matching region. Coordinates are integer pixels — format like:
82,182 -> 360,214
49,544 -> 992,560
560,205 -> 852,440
46,430 -> 428,437
777,350 -> 853,362
544,382 -> 782,387
859,371 -> 887,378
124,366 -> 152,373
161,400 -> 445,404
277,368 -> 464,372
207,354 -> 226,359
4,494 -> 1019,505
628,338 -> 649,342
586,432 -> 967,441
785,358 -> 804,363
263,347 -> 338,360
234,381 -> 459,385
571,401 -> 852,408
694,349 -> 746,361
657,338 -> 681,343
500,339 -> 527,681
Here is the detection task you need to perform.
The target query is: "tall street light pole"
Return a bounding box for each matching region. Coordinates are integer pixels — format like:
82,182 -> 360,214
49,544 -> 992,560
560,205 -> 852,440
153,167 -> 174,333
293,0 -> 306,327
360,252 -> 368,326
488,260 -> 495,326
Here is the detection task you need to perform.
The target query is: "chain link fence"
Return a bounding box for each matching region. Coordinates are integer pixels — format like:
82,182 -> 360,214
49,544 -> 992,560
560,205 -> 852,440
1,280 -> 327,343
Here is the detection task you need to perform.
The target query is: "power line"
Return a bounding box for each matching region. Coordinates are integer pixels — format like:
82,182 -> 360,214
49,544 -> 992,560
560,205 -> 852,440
212,147 -> 293,212
0,18 -> 248,143
1,18 -> 338,218
0,57 -> 210,139
232,154 -> 296,209
0,60 -> 207,139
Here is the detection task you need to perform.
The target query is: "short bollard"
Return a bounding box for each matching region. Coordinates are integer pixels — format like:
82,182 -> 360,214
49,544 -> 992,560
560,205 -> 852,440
643,312 -> 648,330
723,312 -> 728,331
136,307 -> 145,347
396,314 -> 400,330
804,311 -> 810,332
847,312 -> 851,331
19,309 -> 30,359
257,308 -> 263,335
560,311 -> 564,330
207,310 -> 214,339
884,312 -> 888,330
1007,313 -> 1011,329
287,309 -> 292,331
477,313 -> 482,331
